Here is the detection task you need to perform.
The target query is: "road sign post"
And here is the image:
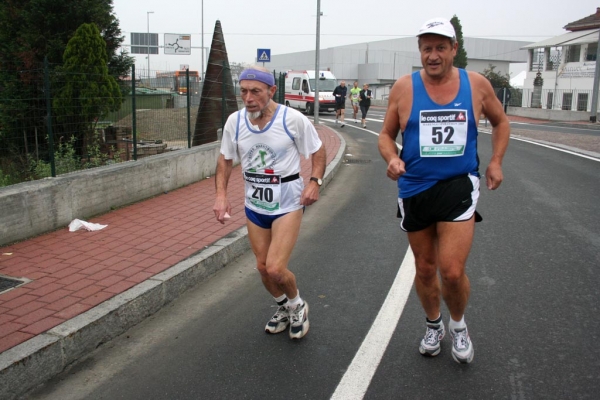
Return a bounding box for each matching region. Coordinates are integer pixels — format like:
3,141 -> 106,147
257,48 -> 271,67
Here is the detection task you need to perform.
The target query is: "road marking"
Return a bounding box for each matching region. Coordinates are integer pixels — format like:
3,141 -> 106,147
479,129 -> 600,162
330,248 -> 415,400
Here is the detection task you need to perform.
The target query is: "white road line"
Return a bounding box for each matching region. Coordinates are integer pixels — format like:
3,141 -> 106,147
330,248 -> 415,400
479,129 -> 600,162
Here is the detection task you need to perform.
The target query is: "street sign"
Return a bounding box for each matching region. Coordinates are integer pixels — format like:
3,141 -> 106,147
130,32 -> 159,54
164,34 -> 192,55
257,49 -> 271,63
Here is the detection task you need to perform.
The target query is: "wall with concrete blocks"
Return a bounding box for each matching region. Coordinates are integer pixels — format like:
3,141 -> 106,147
0,143 -> 221,247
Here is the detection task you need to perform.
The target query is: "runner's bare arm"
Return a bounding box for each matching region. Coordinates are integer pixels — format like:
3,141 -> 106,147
301,144 -> 326,206
379,77 -> 408,181
213,154 -> 233,223
471,72 -> 510,190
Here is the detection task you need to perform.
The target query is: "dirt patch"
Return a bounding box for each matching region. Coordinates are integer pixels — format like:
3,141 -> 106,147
114,107 -> 199,146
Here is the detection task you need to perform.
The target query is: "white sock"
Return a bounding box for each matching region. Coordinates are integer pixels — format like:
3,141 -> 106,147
287,292 -> 303,309
274,294 -> 287,305
449,316 -> 466,331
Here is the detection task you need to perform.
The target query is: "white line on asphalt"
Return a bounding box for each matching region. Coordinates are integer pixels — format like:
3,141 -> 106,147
330,248 -> 415,400
479,129 -> 600,162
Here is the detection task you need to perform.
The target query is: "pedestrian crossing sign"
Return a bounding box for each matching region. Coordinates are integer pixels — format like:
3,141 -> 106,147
257,49 -> 271,63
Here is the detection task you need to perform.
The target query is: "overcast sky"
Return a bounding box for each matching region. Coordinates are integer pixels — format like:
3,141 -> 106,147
113,0 -> 599,74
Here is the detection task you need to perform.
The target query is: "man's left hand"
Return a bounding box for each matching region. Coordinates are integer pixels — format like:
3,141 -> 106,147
300,182 -> 320,206
485,162 -> 504,190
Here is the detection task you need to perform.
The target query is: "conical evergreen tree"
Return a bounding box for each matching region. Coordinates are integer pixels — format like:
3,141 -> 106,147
450,15 -> 468,69
53,23 -> 122,154
193,20 -> 238,146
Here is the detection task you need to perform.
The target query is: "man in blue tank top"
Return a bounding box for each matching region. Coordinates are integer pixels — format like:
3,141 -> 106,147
378,17 -> 510,364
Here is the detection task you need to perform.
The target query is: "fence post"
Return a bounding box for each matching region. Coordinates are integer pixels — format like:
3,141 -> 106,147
131,64 -> 137,161
43,56 -> 56,177
186,68 -> 191,148
279,73 -> 285,104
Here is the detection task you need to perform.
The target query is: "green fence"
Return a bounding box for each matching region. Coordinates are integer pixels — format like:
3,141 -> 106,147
0,62 -> 237,187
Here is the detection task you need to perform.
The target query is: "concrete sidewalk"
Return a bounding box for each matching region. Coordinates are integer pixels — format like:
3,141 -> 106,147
0,124 -> 346,399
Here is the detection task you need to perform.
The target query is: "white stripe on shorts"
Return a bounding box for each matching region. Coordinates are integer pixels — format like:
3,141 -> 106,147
453,174 -> 480,221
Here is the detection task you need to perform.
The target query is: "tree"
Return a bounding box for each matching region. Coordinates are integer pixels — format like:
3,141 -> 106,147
450,15 -> 468,69
0,0 -> 133,177
481,64 -> 511,89
53,23 -> 122,155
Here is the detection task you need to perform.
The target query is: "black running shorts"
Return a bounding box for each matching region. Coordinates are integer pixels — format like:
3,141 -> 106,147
397,174 -> 482,232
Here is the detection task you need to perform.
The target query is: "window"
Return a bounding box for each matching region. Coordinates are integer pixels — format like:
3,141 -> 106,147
577,93 -> 589,111
586,43 -> 598,61
530,48 -> 544,71
546,92 -> 554,109
566,45 -> 581,63
292,77 -> 301,90
562,93 -> 573,110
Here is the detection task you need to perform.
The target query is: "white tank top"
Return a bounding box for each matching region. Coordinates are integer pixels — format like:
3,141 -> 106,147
220,104 -> 322,214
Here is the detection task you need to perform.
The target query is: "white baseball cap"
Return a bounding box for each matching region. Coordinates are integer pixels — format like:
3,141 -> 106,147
417,17 -> 456,39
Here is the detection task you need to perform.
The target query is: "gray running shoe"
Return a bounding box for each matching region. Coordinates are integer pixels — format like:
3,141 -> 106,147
265,305 -> 289,334
289,301 -> 310,339
419,320 -> 445,356
450,326 -> 474,364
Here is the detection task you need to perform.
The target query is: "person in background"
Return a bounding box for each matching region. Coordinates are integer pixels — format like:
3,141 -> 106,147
359,83 -> 372,128
349,81 -> 361,123
378,17 -> 510,364
213,65 -> 326,340
333,80 -> 347,127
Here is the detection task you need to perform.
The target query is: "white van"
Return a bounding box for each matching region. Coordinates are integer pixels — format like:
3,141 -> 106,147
284,70 -> 337,115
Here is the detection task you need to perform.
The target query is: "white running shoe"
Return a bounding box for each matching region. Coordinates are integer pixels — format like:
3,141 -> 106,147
419,320 -> 445,356
335,119 -> 339,124
450,326 -> 474,364
289,301 -> 310,339
265,305 -> 290,334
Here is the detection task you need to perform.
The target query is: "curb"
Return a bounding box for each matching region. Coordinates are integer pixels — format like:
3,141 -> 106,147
0,127 -> 347,400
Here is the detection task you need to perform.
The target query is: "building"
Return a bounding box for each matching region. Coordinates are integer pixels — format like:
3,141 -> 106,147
266,36 -> 530,100
521,8 -> 599,113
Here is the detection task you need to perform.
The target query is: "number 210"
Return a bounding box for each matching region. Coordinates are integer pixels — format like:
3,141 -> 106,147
432,126 -> 454,144
252,187 -> 273,202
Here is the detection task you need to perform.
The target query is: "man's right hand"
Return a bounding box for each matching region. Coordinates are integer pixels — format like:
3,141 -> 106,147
386,158 -> 406,181
213,197 -> 232,224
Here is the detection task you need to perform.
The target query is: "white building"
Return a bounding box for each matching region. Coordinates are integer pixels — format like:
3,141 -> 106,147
521,8 -> 599,112
266,36 -> 530,100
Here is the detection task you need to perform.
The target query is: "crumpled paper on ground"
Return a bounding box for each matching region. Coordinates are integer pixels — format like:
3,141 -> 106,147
68,219 -> 108,232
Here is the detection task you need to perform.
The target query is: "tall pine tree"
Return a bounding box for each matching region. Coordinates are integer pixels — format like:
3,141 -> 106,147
450,15 -> 468,69
53,23 -> 122,154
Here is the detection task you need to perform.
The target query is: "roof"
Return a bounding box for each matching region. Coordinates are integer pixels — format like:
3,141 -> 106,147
521,29 -> 599,49
564,7 -> 600,31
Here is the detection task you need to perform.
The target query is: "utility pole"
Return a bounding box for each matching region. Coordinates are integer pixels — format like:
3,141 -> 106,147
147,11 -> 154,76
590,30 -> 600,122
201,0 -> 204,83
314,0 -> 321,124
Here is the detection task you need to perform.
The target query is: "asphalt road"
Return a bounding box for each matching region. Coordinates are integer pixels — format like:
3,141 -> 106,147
26,114 -> 600,400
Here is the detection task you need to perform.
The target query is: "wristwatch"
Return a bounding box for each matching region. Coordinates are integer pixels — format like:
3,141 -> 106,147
310,177 -> 323,186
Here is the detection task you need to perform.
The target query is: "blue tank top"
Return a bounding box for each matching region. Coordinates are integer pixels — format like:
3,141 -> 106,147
398,69 -> 479,198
